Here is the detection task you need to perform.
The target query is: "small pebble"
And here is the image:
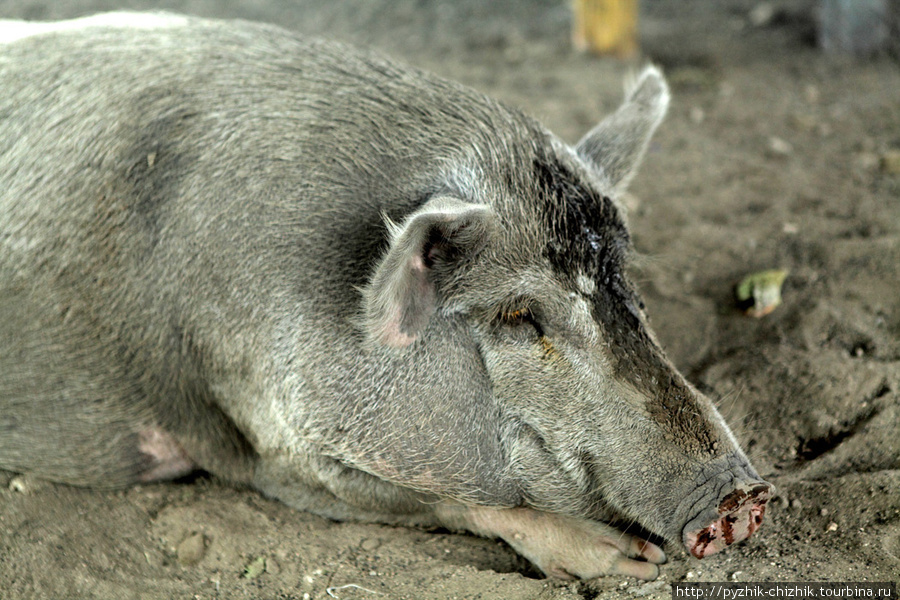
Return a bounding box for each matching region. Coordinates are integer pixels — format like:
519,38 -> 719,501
768,136 -> 793,156
360,538 -> 380,551
176,532 -> 207,566
820,507 -> 829,516
8,476 -> 28,493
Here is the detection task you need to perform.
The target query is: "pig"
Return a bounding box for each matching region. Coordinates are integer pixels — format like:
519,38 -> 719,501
0,12 -> 772,580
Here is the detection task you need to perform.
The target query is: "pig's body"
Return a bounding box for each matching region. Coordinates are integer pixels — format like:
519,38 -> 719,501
0,13 -> 771,579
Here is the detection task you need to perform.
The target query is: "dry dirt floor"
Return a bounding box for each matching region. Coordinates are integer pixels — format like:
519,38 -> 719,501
1,1 -> 898,598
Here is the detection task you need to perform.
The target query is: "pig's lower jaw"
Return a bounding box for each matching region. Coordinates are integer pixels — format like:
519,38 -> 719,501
682,482 -> 771,559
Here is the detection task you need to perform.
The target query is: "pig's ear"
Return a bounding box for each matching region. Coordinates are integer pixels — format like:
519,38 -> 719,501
362,197 -> 494,348
576,65 -> 669,197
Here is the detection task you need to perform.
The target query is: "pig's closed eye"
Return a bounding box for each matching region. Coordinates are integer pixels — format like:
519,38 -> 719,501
499,308 -> 545,337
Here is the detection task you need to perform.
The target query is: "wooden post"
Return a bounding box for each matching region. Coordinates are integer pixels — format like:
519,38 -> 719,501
572,0 -> 639,57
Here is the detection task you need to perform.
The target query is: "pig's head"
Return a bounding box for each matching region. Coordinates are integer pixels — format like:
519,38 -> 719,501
361,67 -> 771,559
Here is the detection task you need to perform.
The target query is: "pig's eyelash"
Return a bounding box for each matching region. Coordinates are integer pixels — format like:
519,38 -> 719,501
500,308 -> 530,323
497,307 -> 545,337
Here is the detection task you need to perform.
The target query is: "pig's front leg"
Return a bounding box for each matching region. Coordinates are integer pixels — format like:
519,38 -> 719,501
435,504 -> 666,580
255,455 -> 664,579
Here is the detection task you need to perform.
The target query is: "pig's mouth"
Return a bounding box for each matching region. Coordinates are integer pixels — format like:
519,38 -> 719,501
682,481 -> 771,559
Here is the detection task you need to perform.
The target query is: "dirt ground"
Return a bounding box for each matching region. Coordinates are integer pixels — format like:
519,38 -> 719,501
1,1 -> 898,598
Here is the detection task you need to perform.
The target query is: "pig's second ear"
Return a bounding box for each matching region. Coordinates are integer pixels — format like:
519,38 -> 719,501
576,65 -> 669,197
362,197 -> 494,348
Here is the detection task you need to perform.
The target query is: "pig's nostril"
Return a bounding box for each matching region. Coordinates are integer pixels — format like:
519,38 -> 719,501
684,481 -> 772,559
751,483 -> 772,497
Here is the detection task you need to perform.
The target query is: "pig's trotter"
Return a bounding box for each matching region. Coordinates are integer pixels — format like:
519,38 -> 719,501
437,504 -> 666,580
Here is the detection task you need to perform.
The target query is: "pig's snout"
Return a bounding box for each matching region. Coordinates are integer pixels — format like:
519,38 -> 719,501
683,481 -> 772,559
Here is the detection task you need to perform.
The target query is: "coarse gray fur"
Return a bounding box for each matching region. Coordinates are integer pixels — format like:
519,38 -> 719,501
0,13 -> 771,580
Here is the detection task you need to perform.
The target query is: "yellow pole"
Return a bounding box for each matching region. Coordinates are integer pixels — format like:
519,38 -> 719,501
572,0 -> 639,57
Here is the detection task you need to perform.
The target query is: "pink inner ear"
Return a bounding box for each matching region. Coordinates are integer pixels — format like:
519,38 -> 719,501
368,202 -> 485,349
409,253 -> 427,272
371,255 -> 433,349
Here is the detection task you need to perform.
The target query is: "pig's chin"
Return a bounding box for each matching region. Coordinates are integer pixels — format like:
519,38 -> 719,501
681,482 -> 772,559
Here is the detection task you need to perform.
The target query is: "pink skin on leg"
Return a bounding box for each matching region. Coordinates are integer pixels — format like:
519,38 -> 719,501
137,428 -> 196,482
435,504 -> 666,580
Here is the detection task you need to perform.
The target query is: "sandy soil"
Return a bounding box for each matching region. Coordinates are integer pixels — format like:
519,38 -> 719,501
1,1 -> 898,598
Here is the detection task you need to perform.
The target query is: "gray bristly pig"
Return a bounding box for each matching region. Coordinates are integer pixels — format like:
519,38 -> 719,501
0,12 -> 772,580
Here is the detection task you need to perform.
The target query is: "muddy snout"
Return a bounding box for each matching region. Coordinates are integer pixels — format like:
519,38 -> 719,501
683,480 -> 773,559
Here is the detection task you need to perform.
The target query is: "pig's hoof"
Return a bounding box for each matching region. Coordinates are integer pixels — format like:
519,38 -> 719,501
543,533 -> 666,581
684,482 -> 771,559
504,511 -> 666,580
